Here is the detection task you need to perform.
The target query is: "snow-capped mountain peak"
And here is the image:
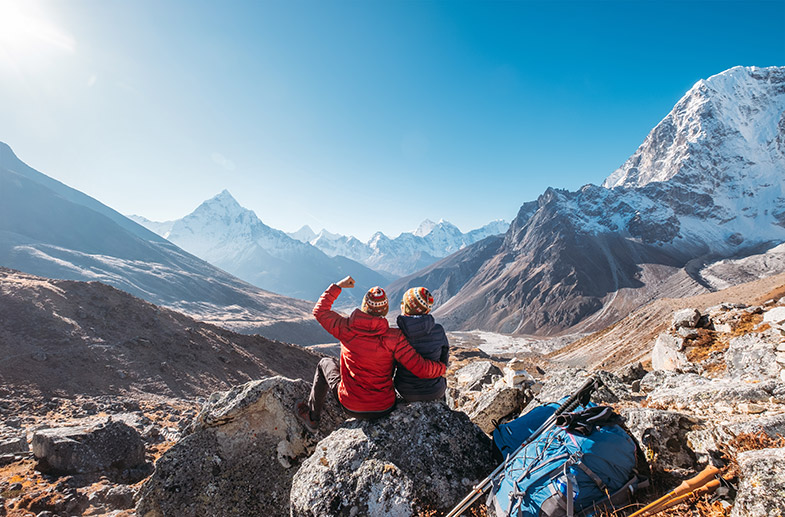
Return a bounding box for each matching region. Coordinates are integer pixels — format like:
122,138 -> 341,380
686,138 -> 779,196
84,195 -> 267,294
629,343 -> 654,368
288,225 -> 317,243
603,66 -> 785,190
414,219 -> 437,237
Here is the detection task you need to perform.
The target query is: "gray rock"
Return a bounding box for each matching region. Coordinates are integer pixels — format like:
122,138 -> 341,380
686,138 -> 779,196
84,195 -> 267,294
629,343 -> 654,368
614,362 -> 647,384
621,408 -> 700,471
763,306 -> 785,325
651,333 -> 689,371
290,401 -> 494,516
731,447 -> 785,517
90,484 -> 137,510
642,371 -> 777,412
712,323 -> 732,333
0,437 -> 28,455
454,361 -> 502,391
688,414 -> 785,466
137,376 -> 343,517
522,369 -> 626,412
32,420 -> 145,475
466,387 -> 528,434
726,333 -> 781,381
678,327 -> 700,338
672,308 -> 701,329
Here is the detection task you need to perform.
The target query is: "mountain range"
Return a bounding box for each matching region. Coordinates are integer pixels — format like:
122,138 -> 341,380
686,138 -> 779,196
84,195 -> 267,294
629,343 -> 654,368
130,191 -> 389,305
290,219 -> 510,277
391,66 -> 785,336
0,143 -> 329,344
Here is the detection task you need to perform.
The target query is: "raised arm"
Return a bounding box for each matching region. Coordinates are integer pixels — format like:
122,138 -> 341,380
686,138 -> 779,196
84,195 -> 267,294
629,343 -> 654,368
312,276 -> 355,340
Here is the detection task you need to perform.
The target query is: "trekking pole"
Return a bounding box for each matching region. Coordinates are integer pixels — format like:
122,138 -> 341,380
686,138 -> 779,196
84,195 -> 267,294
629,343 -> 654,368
445,375 -> 603,517
640,478 -> 720,516
627,465 -> 720,517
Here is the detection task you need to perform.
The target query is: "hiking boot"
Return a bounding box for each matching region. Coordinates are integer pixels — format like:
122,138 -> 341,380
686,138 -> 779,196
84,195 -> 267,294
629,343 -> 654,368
294,401 -> 319,433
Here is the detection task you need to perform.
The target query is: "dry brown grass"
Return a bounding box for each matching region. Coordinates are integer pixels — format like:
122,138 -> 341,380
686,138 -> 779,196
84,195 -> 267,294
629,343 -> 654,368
730,312 -> 764,336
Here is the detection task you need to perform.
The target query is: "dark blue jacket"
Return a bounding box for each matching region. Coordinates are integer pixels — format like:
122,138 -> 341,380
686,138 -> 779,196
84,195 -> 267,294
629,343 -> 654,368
394,314 -> 449,398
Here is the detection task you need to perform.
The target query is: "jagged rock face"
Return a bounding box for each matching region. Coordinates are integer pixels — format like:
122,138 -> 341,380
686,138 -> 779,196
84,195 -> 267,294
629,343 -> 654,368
731,448 -> 785,517
136,377 -> 343,517
289,402 -> 494,516
413,67 -> 785,336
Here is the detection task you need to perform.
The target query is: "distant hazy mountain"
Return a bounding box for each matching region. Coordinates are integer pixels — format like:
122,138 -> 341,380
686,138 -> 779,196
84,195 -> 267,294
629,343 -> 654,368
289,218 -> 509,277
0,143 -> 328,344
401,66 -> 785,335
134,190 -> 390,304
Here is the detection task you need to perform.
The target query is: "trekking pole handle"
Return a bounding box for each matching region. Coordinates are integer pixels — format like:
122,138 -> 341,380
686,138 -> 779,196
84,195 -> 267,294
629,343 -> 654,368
555,376 -> 602,415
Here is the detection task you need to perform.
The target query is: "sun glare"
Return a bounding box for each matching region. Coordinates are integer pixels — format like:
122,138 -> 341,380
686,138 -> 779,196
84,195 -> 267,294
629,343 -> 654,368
0,0 -> 75,63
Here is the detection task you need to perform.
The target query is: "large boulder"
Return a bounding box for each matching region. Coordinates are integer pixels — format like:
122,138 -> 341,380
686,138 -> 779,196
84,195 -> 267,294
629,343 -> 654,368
0,436 -> 28,455
725,332 -> 782,381
454,361 -> 502,391
730,447 -> 785,517
641,371 -> 779,413
465,386 -> 528,434
688,414 -> 785,466
672,308 -> 701,329
521,369 -> 629,412
290,401 -> 494,516
651,333 -> 690,372
136,376 -> 343,517
31,419 -> 145,475
621,408 -> 700,471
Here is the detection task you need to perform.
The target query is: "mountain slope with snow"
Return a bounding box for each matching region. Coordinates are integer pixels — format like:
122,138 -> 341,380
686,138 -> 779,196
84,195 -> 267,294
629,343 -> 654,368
0,143 -> 328,344
305,218 -> 510,277
415,66 -> 785,335
136,191 -> 390,304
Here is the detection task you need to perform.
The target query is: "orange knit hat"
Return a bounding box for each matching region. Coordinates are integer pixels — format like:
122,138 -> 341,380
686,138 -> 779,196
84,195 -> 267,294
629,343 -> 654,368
402,287 -> 434,315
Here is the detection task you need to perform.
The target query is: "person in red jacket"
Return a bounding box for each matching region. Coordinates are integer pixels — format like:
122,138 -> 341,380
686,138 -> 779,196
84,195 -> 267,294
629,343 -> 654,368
294,275 -> 447,432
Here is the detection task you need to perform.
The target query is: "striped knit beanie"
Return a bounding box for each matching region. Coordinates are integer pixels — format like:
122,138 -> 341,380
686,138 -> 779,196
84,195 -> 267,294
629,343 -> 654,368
402,287 -> 434,315
361,286 -> 389,317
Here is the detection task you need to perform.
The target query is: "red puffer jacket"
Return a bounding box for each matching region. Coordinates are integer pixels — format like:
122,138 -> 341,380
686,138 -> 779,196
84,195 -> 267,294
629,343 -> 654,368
313,284 -> 447,413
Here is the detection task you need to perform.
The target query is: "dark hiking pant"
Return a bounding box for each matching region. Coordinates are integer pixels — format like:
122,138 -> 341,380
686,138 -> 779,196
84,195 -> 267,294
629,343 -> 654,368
306,357 -> 395,422
398,383 -> 447,403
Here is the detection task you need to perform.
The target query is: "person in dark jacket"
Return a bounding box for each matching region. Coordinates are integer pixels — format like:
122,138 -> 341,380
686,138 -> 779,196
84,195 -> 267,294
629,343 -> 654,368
394,287 -> 449,402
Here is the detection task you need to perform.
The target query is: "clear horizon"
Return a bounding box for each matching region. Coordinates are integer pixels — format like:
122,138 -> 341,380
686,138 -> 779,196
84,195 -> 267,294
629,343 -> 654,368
1,0 -> 783,241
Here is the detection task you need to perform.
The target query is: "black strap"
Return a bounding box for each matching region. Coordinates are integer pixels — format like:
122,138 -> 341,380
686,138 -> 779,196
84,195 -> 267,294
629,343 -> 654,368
554,406 -> 621,436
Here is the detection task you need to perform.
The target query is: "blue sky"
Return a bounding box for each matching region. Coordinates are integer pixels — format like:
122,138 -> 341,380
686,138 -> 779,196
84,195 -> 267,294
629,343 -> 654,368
1,0 -> 783,241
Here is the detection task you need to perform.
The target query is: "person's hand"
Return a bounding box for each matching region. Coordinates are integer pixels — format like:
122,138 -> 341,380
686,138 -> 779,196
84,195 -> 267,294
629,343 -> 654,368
337,276 -> 355,288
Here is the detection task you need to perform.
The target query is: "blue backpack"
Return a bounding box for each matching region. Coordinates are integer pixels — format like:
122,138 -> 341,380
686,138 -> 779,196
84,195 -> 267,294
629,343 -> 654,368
488,403 -> 644,517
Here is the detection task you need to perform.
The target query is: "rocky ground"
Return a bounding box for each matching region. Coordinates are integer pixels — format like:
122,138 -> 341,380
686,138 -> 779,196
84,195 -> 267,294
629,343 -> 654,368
2,269 -> 785,516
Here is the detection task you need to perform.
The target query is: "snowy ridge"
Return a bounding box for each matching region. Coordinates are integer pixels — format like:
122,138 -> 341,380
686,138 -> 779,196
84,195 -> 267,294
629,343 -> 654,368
304,218 -> 510,277
567,66 -> 785,252
416,66 -> 785,337
135,190 -> 390,302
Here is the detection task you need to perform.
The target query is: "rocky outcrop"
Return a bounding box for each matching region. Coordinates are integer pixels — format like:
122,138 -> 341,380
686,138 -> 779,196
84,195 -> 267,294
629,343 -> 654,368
136,376 -> 343,517
731,448 -> 785,517
651,333 -> 690,372
290,401 -> 494,516
621,408 -> 700,471
31,420 -> 146,476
